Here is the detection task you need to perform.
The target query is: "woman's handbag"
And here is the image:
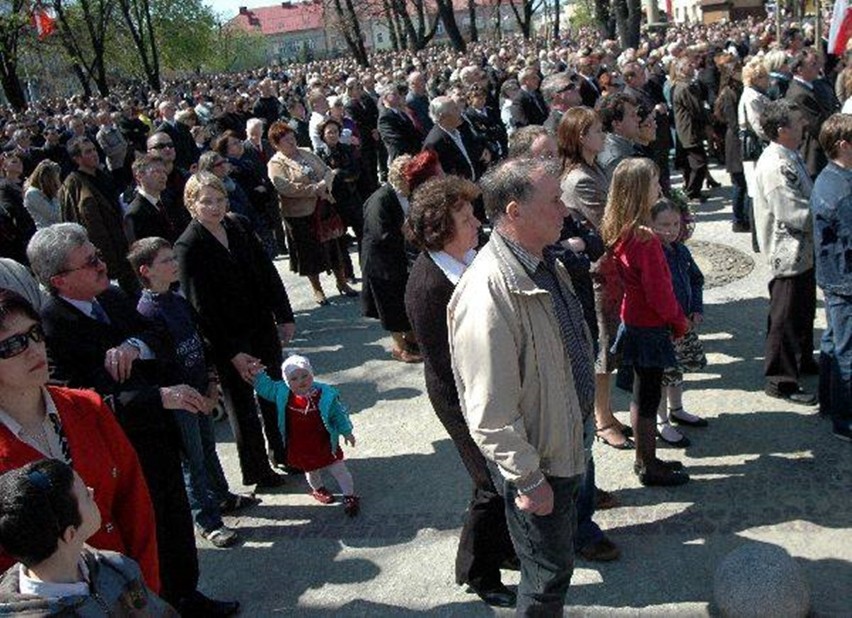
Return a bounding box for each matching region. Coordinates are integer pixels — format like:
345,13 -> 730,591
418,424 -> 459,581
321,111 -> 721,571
739,127 -> 764,161
311,198 -> 346,243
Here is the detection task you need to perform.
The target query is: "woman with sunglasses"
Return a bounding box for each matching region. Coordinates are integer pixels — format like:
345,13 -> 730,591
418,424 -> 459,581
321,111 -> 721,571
0,288 -> 160,592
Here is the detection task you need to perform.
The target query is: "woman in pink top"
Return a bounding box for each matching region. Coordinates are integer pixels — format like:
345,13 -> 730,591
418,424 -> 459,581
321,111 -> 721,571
600,158 -> 691,487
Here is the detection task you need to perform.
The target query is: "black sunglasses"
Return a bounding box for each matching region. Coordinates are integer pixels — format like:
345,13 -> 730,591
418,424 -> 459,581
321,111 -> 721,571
149,142 -> 175,150
0,323 -> 46,360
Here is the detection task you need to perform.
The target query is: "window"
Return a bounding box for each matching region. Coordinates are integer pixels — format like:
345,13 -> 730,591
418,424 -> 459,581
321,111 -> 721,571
377,31 -> 384,43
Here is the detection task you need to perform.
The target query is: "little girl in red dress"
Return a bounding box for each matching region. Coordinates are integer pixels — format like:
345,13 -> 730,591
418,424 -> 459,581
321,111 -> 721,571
254,355 -> 359,516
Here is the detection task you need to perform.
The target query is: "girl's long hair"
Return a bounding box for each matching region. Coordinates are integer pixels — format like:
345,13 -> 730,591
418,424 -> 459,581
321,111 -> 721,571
600,157 -> 659,248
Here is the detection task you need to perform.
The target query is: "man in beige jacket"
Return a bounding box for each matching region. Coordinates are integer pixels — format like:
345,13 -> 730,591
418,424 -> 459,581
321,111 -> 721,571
448,158 -> 591,615
753,99 -> 818,405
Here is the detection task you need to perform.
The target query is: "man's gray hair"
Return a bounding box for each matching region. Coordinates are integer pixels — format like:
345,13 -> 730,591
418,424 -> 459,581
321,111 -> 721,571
428,96 -> 456,123
481,157 -> 561,226
27,223 -> 90,290
540,73 -> 573,105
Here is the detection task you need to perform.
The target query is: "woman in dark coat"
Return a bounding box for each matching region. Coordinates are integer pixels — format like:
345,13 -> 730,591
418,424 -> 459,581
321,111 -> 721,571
360,153 -> 435,363
403,176 -> 517,608
175,172 -> 294,488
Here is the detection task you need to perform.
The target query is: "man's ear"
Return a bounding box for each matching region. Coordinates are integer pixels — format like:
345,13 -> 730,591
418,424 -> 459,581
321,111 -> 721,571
138,264 -> 150,280
505,200 -> 520,220
59,524 -> 77,547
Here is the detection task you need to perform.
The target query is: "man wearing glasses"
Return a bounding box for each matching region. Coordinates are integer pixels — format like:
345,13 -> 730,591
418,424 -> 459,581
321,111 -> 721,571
28,223 -> 240,617
542,73 -> 582,136
58,136 -> 138,295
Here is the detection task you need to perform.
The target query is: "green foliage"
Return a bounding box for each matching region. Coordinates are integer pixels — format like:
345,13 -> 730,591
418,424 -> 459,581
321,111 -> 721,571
569,0 -> 597,30
201,24 -> 268,73
151,0 -> 216,72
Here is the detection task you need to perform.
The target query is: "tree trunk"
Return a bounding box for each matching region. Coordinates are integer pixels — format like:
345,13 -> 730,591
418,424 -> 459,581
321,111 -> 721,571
436,0 -> 467,52
552,0 -> 560,41
614,0 -> 640,49
383,0 -> 401,51
595,0 -> 614,38
0,59 -> 26,111
343,0 -> 369,64
72,62 -> 93,98
468,0 -> 478,42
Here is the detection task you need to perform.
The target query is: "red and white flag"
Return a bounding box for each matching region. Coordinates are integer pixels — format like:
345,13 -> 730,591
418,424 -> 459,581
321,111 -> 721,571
828,0 -> 852,55
32,5 -> 57,40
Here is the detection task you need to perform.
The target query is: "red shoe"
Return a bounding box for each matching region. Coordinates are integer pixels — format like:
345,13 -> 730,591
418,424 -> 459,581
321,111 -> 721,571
310,487 -> 335,504
343,495 -> 360,517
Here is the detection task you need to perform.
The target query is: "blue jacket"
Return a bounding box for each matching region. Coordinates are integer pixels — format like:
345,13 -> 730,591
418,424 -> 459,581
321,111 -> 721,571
811,161 -> 852,296
254,372 -> 353,455
662,242 -> 704,316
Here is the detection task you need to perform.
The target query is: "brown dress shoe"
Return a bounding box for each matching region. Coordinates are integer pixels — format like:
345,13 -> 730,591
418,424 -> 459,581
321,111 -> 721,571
579,537 -> 621,562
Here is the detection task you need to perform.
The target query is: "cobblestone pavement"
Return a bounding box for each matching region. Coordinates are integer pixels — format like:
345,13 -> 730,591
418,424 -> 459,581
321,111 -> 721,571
197,165 -> 852,616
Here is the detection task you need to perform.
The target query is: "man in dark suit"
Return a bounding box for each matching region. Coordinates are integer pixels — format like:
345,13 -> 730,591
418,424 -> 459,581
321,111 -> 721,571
155,100 -> 200,172
422,96 -> 480,181
124,154 -> 191,245
578,55 -> 602,108
377,82 -> 423,166
27,223 -> 239,617
59,136 -> 138,295
345,77 -> 380,197
785,48 -> 833,179
518,67 -> 549,126
541,72 -> 582,135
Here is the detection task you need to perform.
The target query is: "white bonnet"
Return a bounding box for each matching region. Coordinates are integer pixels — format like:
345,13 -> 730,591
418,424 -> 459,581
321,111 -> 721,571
282,354 -> 313,380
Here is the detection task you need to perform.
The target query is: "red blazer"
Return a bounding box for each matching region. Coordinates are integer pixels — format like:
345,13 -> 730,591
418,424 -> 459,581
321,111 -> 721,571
613,231 -> 689,338
0,386 -> 160,592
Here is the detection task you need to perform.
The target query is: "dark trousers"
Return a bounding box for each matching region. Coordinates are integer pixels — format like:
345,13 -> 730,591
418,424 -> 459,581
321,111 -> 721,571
731,172 -> 748,225
575,416 -> 603,551
430,399 -> 514,588
504,475 -> 581,617
218,321 -> 285,485
765,269 -> 816,393
819,291 -> 852,423
133,434 -> 199,607
682,146 -> 708,199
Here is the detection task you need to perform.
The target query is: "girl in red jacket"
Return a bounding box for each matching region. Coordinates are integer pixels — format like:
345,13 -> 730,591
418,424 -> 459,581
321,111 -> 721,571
600,159 -> 691,487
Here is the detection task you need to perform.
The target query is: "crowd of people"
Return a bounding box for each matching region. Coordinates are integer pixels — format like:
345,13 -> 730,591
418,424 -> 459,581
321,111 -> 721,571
0,12 -> 849,616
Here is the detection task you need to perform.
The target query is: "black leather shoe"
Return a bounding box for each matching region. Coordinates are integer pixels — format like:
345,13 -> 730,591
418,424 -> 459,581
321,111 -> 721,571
500,555 -> 521,571
635,464 -> 690,487
467,583 -> 516,608
765,387 -> 818,406
578,537 -> 620,562
179,591 -> 240,617
255,473 -> 287,490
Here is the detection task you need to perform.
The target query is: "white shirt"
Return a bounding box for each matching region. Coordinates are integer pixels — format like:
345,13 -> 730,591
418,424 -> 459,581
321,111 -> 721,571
18,560 -> 90,600
0,387 -> 67,462
428,249 -> 476,285
395,190 -> 410,216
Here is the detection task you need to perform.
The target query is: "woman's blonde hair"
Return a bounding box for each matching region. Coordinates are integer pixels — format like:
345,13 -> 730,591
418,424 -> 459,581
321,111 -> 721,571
183,171 -> 227,214
742,57 -> 769,87
600,158 -> 659,247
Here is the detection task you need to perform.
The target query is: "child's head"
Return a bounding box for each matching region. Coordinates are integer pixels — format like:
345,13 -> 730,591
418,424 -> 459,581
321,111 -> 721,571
283,354 -> 314,396
127,237 -> 179,290
650,199 -> 682,245
0,460 -> 101,568
600,158 -> 660,247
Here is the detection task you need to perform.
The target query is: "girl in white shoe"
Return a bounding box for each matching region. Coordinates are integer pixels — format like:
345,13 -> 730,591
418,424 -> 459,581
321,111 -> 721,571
650,199 -> 709,448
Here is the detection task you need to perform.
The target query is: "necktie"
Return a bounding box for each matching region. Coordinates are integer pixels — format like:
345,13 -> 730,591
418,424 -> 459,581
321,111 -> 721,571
47,414 -> 74,465
90,301 -> 110,324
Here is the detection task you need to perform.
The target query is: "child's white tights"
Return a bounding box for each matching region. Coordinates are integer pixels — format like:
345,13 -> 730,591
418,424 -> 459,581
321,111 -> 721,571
305,461 -> 354,495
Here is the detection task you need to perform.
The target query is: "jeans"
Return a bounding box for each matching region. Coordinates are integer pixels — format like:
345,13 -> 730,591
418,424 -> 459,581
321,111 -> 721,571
504,474 -> 581,617
820,292 -> 852,424
173,409 -> 230,532
574,416 -> 604,551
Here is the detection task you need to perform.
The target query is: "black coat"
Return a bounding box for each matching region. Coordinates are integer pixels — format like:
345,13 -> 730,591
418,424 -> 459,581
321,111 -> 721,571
155,121 -> 199,171
360,184 -> 407,281
174,214 -> 294,364
377,108 -> 422,163
124,192 -> 191,245
518,89 -> 549,126
0,180 -> 35,265
422,125 -> 476,181
41,286 -> 175,444
579,77 -> 601,108
785,79 -> 831,178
